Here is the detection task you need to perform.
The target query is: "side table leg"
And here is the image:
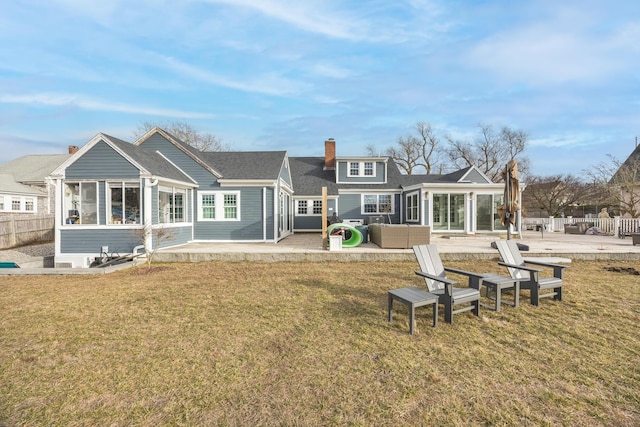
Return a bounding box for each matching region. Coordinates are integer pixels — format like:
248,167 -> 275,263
409,303 -> 415,335
432,302 -> 438,327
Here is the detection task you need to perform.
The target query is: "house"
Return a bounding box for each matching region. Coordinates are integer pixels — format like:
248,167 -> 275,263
0,150 -> 74,215
49,129 -> 510,267
610,142 -> 640,217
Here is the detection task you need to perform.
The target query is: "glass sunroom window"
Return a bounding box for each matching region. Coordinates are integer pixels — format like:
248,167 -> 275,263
108,182 -> 140,224
64,182 -> 98,225
159,187 -> 187,224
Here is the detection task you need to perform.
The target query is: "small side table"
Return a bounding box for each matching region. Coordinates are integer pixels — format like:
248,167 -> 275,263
388,287 -> 439,334
480,274 -> 520,312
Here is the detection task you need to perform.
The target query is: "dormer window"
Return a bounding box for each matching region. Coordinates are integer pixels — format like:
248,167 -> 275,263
348,161 -> 376,177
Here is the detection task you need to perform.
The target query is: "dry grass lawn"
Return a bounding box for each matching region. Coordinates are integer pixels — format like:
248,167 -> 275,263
1,260 -> 639,426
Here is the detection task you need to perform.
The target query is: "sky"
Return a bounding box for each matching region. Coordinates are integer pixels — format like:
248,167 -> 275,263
1,0 -> 639,177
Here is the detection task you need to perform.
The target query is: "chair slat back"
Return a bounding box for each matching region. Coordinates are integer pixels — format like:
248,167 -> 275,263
495,240 -> 526,280
413,244 -> 446,291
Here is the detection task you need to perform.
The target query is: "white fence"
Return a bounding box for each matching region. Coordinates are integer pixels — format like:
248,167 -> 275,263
0,214 -> 54,249
522,216 -> 639,237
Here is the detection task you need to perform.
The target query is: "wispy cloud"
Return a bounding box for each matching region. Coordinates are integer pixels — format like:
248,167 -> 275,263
157,54 -> 310,97
0,93 -> 214,119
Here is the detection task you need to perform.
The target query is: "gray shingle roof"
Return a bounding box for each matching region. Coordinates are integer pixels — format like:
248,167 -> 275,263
0,174 -> 46,195
202,151 -> 287,180
289,157 -> 339,195
105,135 -> 196,184
0,154 -> 70,184
399,167 -> 477,187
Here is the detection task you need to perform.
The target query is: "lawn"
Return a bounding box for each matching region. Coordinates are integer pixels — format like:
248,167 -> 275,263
1,260 -> 639,426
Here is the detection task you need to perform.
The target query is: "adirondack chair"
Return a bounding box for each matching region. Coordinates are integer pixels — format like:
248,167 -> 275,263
494,240 -> 568,306
413,244 -> 482,324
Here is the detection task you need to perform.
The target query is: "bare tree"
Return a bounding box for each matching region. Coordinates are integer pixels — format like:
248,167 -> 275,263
133,120 -> 228,152
522,174 -> 594,217
586,152 -> 640,217
133,224 -> 174,270
445,124 -> 529,181
367,122 -> 443,174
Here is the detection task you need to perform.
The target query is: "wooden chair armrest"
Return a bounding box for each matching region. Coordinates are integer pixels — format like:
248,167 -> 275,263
414,270 -> 457,285
498,261 -> 541,273
523,259 -> 569,269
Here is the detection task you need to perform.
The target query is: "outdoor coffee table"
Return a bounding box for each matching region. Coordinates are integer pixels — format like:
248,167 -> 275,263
388,287 -> 438,334
480,274 -> 521,312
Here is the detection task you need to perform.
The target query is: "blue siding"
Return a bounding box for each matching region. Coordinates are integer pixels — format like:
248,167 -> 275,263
339,193 -> 400,224
280,160 -> 292,187
67,140 -> 139,180
138,134 -> 218,188
157,226 -> 192,248
336,160 -> 386,183
464,168 -> 491,184
61,229 -> 141,254
194,187 -> 273,241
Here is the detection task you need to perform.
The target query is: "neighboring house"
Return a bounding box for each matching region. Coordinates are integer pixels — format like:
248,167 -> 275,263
49,129 -> 509,267
0,151 -> 73,215
610,143 -> 640,217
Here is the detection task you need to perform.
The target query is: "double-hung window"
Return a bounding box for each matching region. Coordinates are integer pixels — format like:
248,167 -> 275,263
362,194 -> 394,214
348,161 -> 376,177
296,199 -> 322,216
198,191 -> 240,221
406,193 -> 419,221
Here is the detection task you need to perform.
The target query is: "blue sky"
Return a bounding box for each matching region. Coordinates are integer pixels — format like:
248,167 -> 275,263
1,0 -> 638,176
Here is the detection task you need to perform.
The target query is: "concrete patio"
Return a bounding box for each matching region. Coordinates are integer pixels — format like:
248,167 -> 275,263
154,230 -> 640,263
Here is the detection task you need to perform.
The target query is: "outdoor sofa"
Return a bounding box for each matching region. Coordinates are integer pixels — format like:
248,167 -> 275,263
369,224 -> 430,249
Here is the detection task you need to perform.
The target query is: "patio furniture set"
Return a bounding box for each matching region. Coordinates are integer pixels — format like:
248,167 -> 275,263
388,241 -> 568,334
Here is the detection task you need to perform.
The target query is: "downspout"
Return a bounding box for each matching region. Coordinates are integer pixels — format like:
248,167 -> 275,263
144,178 -> 159,251
263,187 -> 267,242
54,178 -> 62,260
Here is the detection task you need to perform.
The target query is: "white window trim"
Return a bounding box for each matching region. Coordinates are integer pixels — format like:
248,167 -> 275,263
406,192 -> 419,221
361,194 -> 395,215
197,191 -> 241,221
63,181 -> 99,225
159,185 -> 189,224
347,161 -> 377,178
295,199 -> 322,216
106,181 -> 141,225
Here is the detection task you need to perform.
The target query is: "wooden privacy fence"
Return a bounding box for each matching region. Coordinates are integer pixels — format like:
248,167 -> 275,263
0,214 -> 54,249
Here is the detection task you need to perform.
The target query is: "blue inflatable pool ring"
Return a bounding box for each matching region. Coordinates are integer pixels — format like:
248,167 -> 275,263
327,223 -> 363,247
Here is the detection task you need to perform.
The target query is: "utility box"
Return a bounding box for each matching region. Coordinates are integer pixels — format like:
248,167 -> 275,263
329,235 -> 343,251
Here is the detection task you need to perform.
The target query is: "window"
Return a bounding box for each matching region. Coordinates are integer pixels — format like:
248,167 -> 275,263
198,191 -> 240,221
362,194 -> 394,214
296,199 -> 322,216
107,182 -> 140,224
64,182 -> 98,225
11,198 -> 21,211
25,198 -> 34,212
406,193 -> 419,221
364,162 -> 374,176
0,196 -> 4,211
159,186 -> 187,224
348,161 -> 377,177
433,193 -> 465,231
201,194 -> 215,219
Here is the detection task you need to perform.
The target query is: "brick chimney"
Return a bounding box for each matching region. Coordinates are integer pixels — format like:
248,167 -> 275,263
68,145 -> 79,154
324,138 -> 335,169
